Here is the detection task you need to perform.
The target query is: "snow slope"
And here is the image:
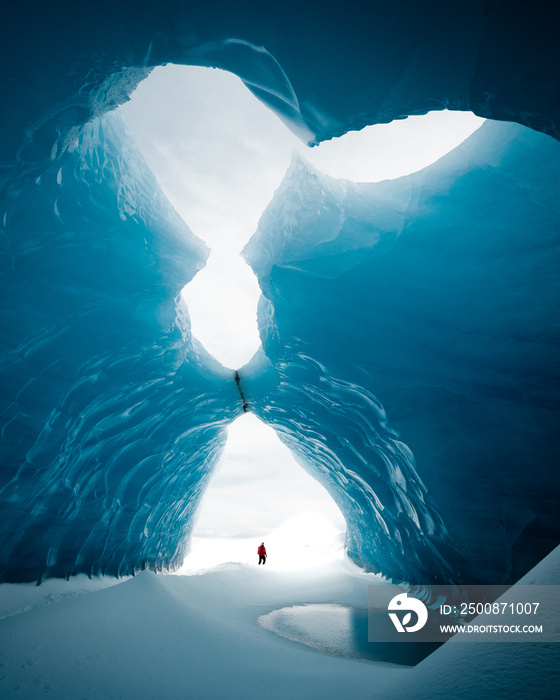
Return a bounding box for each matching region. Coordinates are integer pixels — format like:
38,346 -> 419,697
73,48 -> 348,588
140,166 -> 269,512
382,545 -> 560,700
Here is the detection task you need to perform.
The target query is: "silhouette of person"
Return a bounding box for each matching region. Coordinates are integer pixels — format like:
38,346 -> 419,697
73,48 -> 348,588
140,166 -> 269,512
258,542 -> 267,565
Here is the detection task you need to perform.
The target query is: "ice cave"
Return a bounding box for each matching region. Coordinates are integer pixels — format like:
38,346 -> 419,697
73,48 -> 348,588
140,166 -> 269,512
0,2 -> 559,698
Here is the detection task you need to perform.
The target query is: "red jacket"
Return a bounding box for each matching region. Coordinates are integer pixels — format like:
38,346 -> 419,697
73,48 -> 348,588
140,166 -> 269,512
258,545 -> 266,556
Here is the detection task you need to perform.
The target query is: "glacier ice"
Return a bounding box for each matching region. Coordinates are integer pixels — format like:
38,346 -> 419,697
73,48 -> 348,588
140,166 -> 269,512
243,120 -> 560,585
0,112 -> 242,581
1,2 -> 560,585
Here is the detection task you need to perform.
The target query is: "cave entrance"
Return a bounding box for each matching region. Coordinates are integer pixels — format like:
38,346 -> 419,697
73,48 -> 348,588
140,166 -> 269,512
117,65 -> 485,570
179,413 -> 347,572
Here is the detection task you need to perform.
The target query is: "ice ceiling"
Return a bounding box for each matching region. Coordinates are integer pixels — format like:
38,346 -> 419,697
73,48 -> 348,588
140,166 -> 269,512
1,1 -> 559,584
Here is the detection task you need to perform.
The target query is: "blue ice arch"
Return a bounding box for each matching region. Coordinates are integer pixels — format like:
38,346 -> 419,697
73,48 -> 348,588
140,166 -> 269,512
0,1 -> 559,584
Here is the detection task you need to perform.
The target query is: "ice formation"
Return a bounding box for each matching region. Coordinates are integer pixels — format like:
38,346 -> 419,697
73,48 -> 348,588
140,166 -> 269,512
243,120 -> 560,585
0,2 -> 559,584
0,112 -> 242,581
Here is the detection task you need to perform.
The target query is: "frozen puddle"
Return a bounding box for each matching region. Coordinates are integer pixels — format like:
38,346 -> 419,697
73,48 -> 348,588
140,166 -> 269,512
258,603 -> 439,667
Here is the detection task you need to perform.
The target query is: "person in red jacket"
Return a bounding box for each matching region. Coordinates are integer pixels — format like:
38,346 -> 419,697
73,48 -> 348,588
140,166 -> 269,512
258,542 -> 267,565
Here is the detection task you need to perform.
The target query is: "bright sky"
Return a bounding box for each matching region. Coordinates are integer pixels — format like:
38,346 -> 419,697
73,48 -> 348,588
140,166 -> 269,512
119,65 -> 484,571
120,64 -> 484,370
178,414 -> 346,572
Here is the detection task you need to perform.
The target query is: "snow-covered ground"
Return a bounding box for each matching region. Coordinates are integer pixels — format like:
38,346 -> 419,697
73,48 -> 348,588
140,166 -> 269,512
0,560 -> 404,699
0,549 -> 559,699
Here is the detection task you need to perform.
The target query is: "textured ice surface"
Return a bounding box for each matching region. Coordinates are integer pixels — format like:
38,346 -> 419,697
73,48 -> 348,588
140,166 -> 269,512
1,3 -> 560,584
0,112 -> 242,581
243,120 -> 560,585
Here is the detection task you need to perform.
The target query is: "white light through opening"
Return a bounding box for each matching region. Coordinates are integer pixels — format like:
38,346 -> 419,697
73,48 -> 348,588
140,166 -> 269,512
120,65 -> 484,369
178,414 -> 347,573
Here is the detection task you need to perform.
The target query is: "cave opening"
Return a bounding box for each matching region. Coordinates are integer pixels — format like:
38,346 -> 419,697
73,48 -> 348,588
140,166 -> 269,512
115,63 -> 487,575
178,413 -> 347,572
119,63 -> 484,370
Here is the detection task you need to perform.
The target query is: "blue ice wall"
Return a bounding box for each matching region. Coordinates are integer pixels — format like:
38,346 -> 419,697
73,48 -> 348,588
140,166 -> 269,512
243,120 -> 560,585
0,112 -> 242,581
